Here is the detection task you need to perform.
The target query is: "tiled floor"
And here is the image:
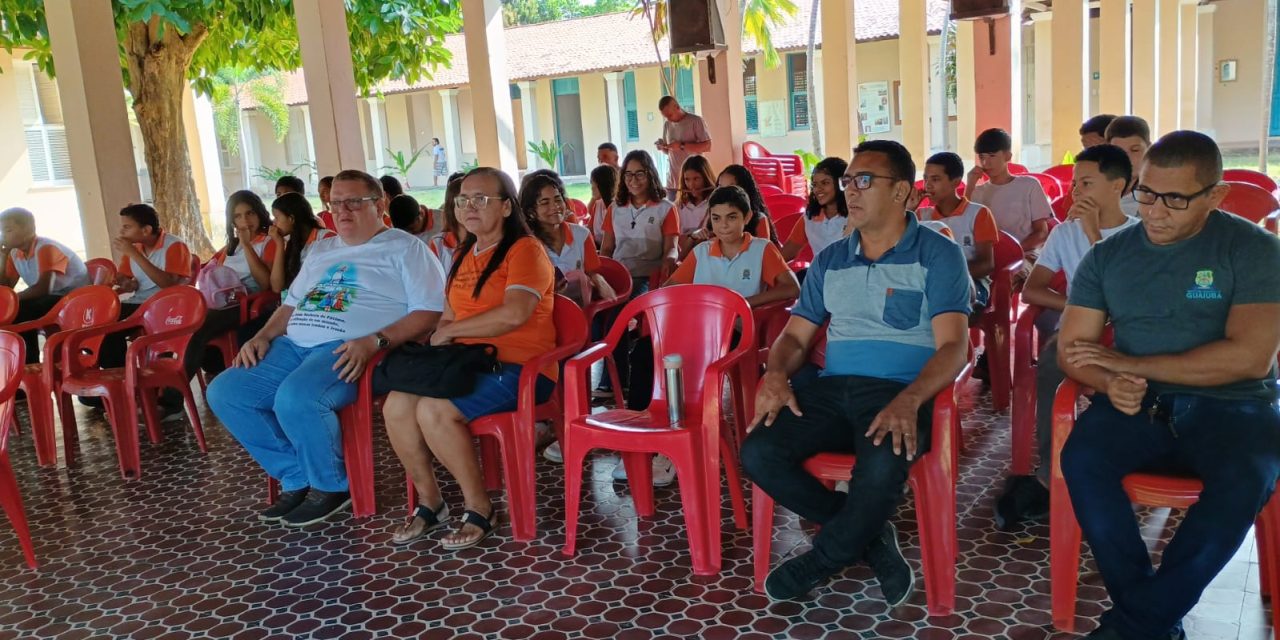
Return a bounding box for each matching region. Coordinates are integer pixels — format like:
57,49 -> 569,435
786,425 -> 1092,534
0,380 -> 1271,639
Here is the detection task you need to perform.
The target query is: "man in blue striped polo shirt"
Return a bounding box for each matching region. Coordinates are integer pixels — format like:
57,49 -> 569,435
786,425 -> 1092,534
742,140 -> 971,604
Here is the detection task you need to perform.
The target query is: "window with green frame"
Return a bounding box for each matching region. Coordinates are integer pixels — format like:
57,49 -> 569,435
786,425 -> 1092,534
787,53 -> 810,130
743,59 -> 759,133
663,67 -> 697,113
623,71 -> 639,141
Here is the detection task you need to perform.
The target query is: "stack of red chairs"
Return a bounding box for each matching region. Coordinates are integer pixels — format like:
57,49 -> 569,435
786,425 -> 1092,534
562,285 -> 756,575
743,142 -> 808,197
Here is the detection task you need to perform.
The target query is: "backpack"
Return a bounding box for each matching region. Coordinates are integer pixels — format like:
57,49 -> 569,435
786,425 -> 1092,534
196,261 -> 247,309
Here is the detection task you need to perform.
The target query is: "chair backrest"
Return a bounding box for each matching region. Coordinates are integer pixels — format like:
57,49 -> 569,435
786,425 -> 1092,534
771,213 -> 803,245
994,231 -> 1024,270
1221,181 -> 1280,224
1223,168 -> 1279,193
1042,164 -> 1075,187
0,331 -> 21,451
1052,191 -> 1073,221
1029,172 -> 1063,201
594,258 -> 634,301
0,289 -> 16,326
623,285 -> 754,413
54,285 -> 121,332
764,194 -> 807,218
758,184 -> 784,197
135,286 -> 207,368
1008,163 -> 1029,175
85,258 -> 117,286
743,141 -> 769,159
551,294 -> 588,352
567,199 -> 589,222
745,157 -> 785,191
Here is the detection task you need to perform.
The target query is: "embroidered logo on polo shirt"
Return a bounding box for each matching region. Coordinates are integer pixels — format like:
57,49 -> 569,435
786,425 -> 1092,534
741,268 -> 751,280
1186,269 -> 1223,300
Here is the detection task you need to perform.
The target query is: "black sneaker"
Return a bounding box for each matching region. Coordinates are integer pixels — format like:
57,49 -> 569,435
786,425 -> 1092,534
258,488 -> 309,522
864,521 -> 915,607
1086,625 -> 1129,639
281,490 -> 352,527
973,352 -> 990,382
764,550 -> 842,601
994,475 -> 1051,532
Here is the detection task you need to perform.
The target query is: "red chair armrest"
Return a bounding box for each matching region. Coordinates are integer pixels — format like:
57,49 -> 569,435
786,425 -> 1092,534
1014,305 -> 1046,375
1050,378 -> 1084,483
3,318 -> 56,336
60,318 -> 139,376
564,342 -> 613,421
242,291 -> 281,324
515,340 -> 584,413
125,325 -> 202,377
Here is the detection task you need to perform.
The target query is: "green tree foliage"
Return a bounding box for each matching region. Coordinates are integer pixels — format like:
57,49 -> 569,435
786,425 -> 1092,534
211,69 -> 290,156
0,0 -> 461,255
502,0 -> 632,26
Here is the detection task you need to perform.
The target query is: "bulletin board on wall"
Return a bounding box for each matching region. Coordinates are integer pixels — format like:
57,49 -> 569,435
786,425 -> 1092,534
858,81 -> 892,135
759,100 -> 788,138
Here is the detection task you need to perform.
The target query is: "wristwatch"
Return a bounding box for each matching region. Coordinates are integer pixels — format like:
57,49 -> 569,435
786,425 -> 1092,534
374,332 -> 390,350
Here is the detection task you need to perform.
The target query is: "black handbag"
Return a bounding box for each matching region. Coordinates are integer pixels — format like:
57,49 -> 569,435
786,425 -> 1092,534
371,342 -> 500,398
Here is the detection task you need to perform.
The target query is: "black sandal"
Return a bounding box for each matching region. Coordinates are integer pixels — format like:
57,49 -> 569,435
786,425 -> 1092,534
440,508 -> 498,551
391,502 -> 451,545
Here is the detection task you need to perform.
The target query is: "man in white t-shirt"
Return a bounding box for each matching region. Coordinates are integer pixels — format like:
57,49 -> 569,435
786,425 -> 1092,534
208,169 -> 446,528
994,145 -> 1139,531
965,128 -> 1053,271
656,96 -> 711,199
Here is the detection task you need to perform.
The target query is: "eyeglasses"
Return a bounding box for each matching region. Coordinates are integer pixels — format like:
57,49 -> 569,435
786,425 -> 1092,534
839,174 -> 900,192
1131,183 -> 1219,211
454,194 -> 498,210
622,171 -> 649,182
329,196 -> 379,210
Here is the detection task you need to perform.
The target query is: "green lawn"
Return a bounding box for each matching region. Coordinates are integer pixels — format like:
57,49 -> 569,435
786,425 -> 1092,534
404,183 -> 593,209
1222,148 -> 1280,178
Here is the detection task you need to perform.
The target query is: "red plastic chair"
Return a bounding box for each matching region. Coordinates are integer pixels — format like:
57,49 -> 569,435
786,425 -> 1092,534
1052,190 -> 1074,222
758,184 -> 784,197
1223,168 -> 1279,193
85,258 -> 116,286
58,286 -> 208,480
0,289 -> 16,327
562,285 -> 757,575
1028,172 -> 1064,202
743,142 -> 806,191
1042,164 -> 1075,188
1009,271 -> 1067,475
772,213 -> 814,269
764,193 -> 807,219
1220,181 -> 1280,225
3,286 -> 120,466
200,291 -> 281,396
1008,162 -> 1029,175
752,340 -> 968,617
580,257 -> 634,408
567,198 -> 589,225
1049,378 -> 1280,633
402,296 -> 587,540
0,331 -> 35,568
977,232 -> 1025,411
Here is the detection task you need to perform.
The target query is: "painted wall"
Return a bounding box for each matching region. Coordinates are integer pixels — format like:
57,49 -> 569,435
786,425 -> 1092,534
577,75 -> 610,177
1211,0 -> 1266,145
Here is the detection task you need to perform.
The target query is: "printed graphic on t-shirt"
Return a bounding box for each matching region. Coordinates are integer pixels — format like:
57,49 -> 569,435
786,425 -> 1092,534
296,262 -> 359,315
1188,269 -> 1223,300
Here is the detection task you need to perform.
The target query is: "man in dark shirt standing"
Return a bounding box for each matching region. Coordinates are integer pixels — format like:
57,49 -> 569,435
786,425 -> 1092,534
1058,130 -> 1280,640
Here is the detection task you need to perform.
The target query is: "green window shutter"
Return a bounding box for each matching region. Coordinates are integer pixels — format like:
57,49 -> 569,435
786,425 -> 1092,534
787,54 -> 810,130
623,71 -> 639,141
743,59 -> 759,133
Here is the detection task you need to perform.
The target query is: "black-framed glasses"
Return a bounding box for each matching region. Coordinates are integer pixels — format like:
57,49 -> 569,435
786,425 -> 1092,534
1132,183 -> 1219,211
622,171 -> 648,182
839,173 -> 900,192
454,194 -> 498,210
329,195 -> 379,210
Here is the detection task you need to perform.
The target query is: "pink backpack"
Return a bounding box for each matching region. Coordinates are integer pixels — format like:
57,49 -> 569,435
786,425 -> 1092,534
195,261 -> 246,309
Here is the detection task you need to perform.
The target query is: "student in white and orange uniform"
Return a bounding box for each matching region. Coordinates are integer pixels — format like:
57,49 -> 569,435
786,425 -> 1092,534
781,157 -> 849,262
270,193 -> 335,294
520,173 -> 616,308
0,207 -> 90,362
916,152 -> 999,310
428,174 -> 468,275
588,164 -> 619,244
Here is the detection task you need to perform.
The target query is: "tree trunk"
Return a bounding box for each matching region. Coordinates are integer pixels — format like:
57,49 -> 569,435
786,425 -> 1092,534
806,0 -> 821,156
124,20 -> 215,257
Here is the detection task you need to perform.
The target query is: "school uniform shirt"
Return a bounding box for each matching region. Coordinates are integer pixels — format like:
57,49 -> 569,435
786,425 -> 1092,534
428,232 -> 461,275
118,231 -> 192,303
917,199 -> 999,262
4,236 -> 89,295
449,236 -> 557,379
283,228 -> 446,348
786,211 -> 847,258
919,220 -> 956,241
590,201 -> 609,243
542,223 -> 601,276
299,227 -> 337,262
1035,216 -> 1140,298
668,233 -> 790,299
677,199 -> 710,234
602,199 -> 680,277
969,176 -> 1054,244
210,235 -> 278,293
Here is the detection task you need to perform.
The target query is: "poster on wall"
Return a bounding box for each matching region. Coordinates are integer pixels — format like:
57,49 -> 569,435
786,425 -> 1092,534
760,100 -> 787,138
858,82 -> 892,135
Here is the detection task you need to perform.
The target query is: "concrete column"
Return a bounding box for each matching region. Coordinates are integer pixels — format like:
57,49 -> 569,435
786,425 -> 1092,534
44,0 -> 139,259
240,111 -> 260,191
822,0 -> 858,157
1098,0 -> 1131,114
1157,0 -> 1179,135
928,36 -> 946,152
972,15 -> 1020,147
1051,0 -> 1089,160
1196,4 -> 1216,134
1178,0 -> 1198,130
956,20 -> 978,148
1131,0 -> 1158,128
1031,13 -> 1054,147
190,88 -> 226,231
302,106 -> 319,185
899,0 -> 931,164
517,81 -> 539,169
461,0 -> 519,175
181,88 -> 212,225
367,97 -> 387,172
603,72 -> 626,149
295,0 -> 365,176
440,89 -> 463,174
698,0 -> 747,169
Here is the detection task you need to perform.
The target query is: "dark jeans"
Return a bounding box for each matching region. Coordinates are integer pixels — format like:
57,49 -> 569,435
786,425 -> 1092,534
740,374 -> 932,567
1033,333 -> 1063,485
12,294 -> 61,364
1061,393 -> 1280,640
598,276 -> 651,395
185,306 -> 242,378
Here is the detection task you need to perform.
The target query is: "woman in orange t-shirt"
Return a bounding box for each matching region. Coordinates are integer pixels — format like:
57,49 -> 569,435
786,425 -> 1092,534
381,167 -> 556,550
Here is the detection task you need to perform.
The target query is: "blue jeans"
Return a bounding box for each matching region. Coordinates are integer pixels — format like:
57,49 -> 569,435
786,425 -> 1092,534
449,363 -> 556,421
1061,393 -> 1280,640
207,336 -> 357,493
